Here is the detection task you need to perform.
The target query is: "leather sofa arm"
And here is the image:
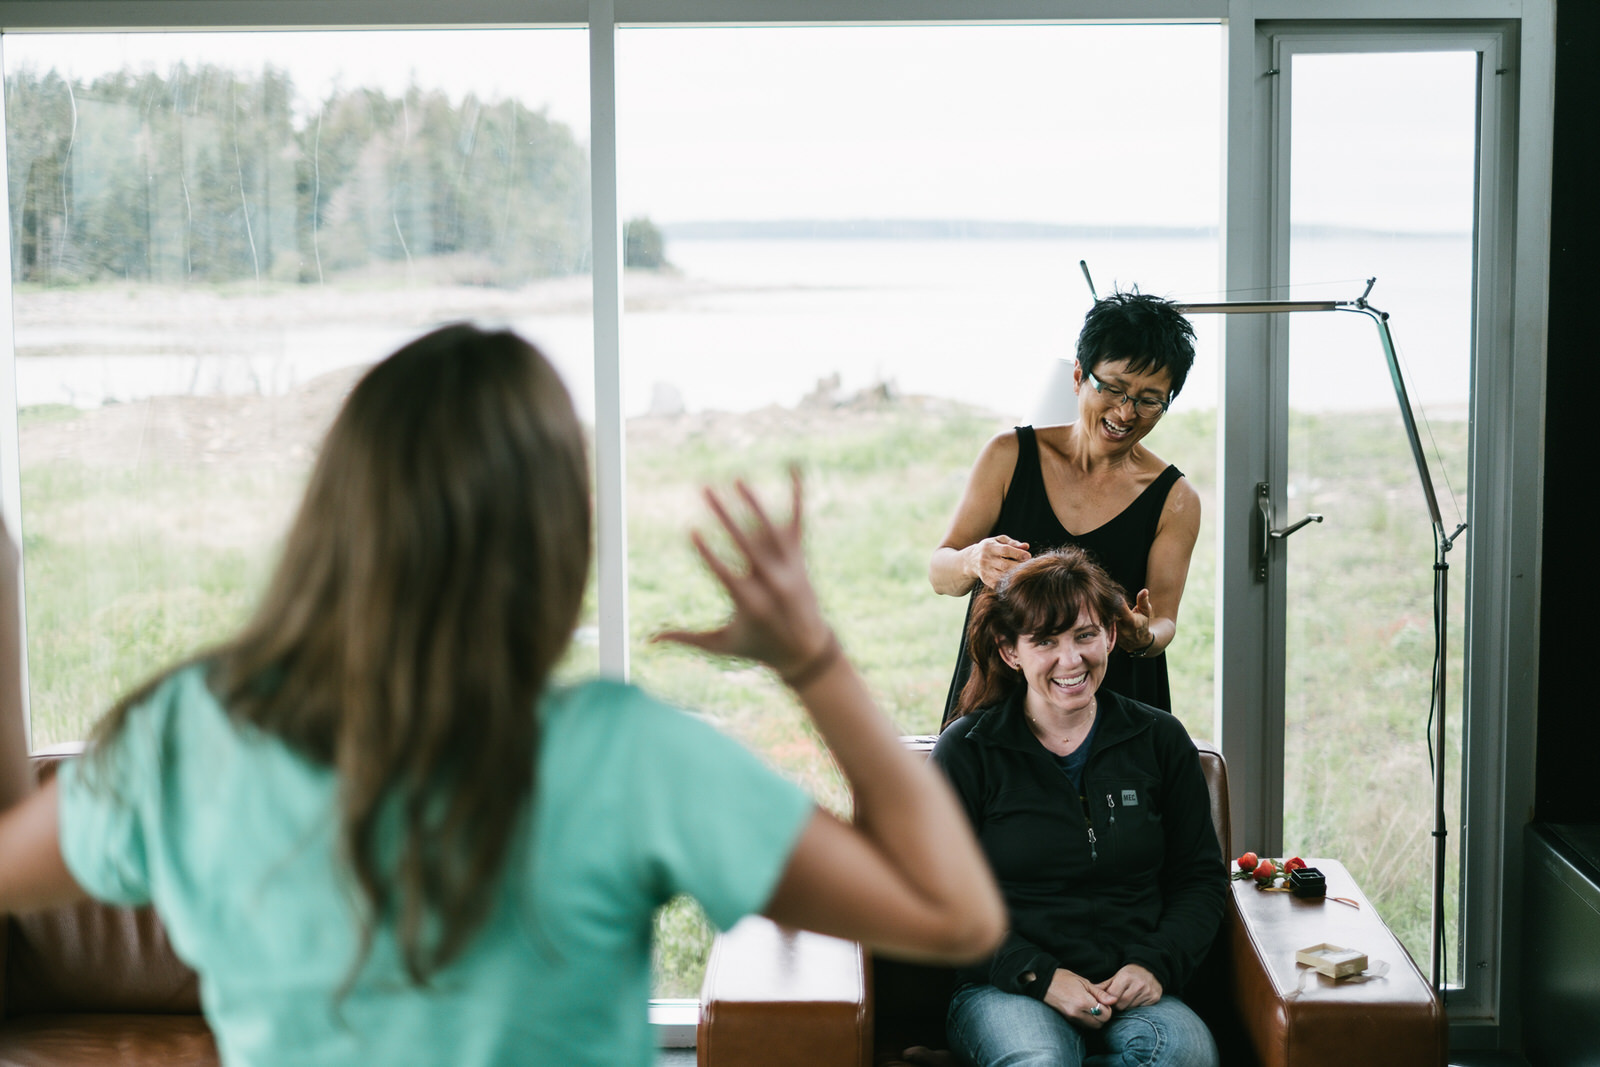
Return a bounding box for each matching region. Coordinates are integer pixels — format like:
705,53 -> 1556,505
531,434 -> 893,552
697,916 -> 870,1067
1226,858 -> 1446,1067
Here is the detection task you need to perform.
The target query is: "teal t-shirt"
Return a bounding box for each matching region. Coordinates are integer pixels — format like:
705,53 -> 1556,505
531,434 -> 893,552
57,665 -> 814,1067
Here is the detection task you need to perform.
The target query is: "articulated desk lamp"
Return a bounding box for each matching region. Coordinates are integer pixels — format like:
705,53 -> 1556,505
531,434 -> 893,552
1052,263 -> 1468,997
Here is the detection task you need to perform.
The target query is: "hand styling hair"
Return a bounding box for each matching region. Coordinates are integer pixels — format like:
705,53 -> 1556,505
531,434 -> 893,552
89,324 -> 591,989
956,546 -> 1125,717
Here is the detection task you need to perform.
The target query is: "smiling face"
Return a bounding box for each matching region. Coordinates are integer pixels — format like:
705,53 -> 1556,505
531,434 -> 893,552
1075,358 -> 1174,450
1000,606 -> 1116,722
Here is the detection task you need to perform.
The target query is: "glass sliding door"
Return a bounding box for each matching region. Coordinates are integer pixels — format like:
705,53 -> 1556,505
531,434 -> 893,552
1279,47 -> 1477,986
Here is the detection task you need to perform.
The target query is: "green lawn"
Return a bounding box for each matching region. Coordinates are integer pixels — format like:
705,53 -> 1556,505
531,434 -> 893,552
18,397 -> 1464,995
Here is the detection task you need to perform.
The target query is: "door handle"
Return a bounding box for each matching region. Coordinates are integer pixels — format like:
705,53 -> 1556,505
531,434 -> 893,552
1255,481 -> 1324,581
1271,514 -> 1324,540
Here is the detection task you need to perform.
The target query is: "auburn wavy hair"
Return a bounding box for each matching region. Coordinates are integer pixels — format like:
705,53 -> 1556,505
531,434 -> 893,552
955,546 -> 1124,717
89,324 -> 591,989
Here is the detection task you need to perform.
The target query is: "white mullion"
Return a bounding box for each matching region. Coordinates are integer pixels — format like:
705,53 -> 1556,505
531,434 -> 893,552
0,0 -> 1523,29
1469,0 -> 1553,1040
589,0 -> 628,680
0,1 -> 588,30
0,34 -> 31,746
1236,24 -> 1540,1037
1450,33 -> 1512,1030
1216,1 -> 1282,856
1255,0 -> 1516,16
613,0 -> 1228,24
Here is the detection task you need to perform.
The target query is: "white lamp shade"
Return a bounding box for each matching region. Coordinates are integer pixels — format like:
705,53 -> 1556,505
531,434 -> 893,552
1032,358 -> 1080,427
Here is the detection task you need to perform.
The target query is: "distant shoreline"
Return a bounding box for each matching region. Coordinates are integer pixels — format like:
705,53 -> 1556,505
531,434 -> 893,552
661,219 -> 1470,241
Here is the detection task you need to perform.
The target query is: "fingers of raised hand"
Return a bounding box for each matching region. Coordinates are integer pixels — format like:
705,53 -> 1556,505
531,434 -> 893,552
702,487 -> 763,569
651,627 -> 728,656
732,480 -> 784,552
785,465 -> 805,537
721,480 -> 805,571
652,531 -> 750,657
688,528 -> 740,590
690,527 -> 784,633
672,476 -> 827,674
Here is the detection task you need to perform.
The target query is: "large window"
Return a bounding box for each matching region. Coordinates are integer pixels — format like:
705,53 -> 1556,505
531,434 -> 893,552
616,23 -> 1221,994
3,29 -> 594,748
0,2 -> 1550,1042
616,20 -> 1222,738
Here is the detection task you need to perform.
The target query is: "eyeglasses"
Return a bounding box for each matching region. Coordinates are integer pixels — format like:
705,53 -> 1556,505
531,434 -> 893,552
1085,370 -> 1170,419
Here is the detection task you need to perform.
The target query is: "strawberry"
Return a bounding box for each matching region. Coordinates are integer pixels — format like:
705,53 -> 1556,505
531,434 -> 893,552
1236,851 -> 1258,872
1252,859 -> 1277,884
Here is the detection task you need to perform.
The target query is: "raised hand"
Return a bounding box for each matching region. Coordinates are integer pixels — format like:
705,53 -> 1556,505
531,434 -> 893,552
653,467 -> 836,684
657,470 -> 1007,967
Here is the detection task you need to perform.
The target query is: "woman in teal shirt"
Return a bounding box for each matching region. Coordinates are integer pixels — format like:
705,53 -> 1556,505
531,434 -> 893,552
0,324 -> 1004,1066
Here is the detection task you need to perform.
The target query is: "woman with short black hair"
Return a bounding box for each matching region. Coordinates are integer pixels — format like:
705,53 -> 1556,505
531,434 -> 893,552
931,290 -> 1202,726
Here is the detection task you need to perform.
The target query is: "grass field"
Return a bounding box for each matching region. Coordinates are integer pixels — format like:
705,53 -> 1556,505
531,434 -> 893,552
16,387 -> 1466,997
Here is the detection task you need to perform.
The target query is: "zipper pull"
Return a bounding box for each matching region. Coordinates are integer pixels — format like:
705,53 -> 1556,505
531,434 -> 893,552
1087,825 -> 1099,862
1106,793 -> 1116,827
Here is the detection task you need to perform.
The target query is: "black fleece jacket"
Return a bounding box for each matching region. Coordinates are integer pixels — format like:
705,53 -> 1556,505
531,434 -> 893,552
932,688 -> 1226,999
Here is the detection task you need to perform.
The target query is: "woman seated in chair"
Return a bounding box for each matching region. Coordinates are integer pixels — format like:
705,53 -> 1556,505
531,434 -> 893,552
928,546 -> 1226,1067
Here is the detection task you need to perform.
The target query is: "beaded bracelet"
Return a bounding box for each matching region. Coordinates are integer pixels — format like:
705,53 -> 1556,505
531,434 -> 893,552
1126,633 -> 1158,658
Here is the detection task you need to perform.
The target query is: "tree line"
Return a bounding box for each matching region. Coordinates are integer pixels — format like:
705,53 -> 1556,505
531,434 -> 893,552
4,64 -> 594,287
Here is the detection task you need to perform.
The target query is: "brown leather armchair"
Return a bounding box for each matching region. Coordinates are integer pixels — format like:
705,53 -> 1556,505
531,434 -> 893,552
697,739 -> 1447,1067
0,755 -> 217,1067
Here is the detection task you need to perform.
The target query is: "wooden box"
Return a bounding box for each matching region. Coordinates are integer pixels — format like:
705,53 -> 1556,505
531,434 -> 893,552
1295,943 -> 1369,979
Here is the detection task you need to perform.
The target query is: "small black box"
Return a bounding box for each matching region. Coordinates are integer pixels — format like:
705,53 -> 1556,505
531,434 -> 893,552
1289,867 -> 1327,899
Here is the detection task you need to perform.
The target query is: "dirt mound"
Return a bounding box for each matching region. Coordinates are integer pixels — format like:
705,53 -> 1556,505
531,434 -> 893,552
19,364 -> 364,471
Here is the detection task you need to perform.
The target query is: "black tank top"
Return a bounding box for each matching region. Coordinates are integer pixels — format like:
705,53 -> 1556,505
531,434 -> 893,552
942,426 -> 1182,727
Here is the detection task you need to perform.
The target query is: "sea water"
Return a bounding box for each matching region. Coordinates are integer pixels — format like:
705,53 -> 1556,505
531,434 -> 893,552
9,232 -> 1470,420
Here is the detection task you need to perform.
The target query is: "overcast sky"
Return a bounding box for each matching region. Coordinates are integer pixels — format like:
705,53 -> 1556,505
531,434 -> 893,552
4,25 -> 1471,231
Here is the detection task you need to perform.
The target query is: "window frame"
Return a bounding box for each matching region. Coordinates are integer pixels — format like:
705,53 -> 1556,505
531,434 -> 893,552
1216,18 -> 1541,1029
0,0 -> 1553,1048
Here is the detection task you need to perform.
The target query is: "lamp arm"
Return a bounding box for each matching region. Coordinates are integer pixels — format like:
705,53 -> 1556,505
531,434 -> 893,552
1344,304 -> 1445,539
1176,289 -> 1465,998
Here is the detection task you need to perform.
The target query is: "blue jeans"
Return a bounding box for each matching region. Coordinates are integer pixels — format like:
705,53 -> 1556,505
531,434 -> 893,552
947,983 -> 1219,1067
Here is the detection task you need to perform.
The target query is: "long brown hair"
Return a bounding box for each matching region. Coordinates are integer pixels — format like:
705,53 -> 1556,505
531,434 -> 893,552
956,546 -> 1124,717
90,324 -> 591,986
